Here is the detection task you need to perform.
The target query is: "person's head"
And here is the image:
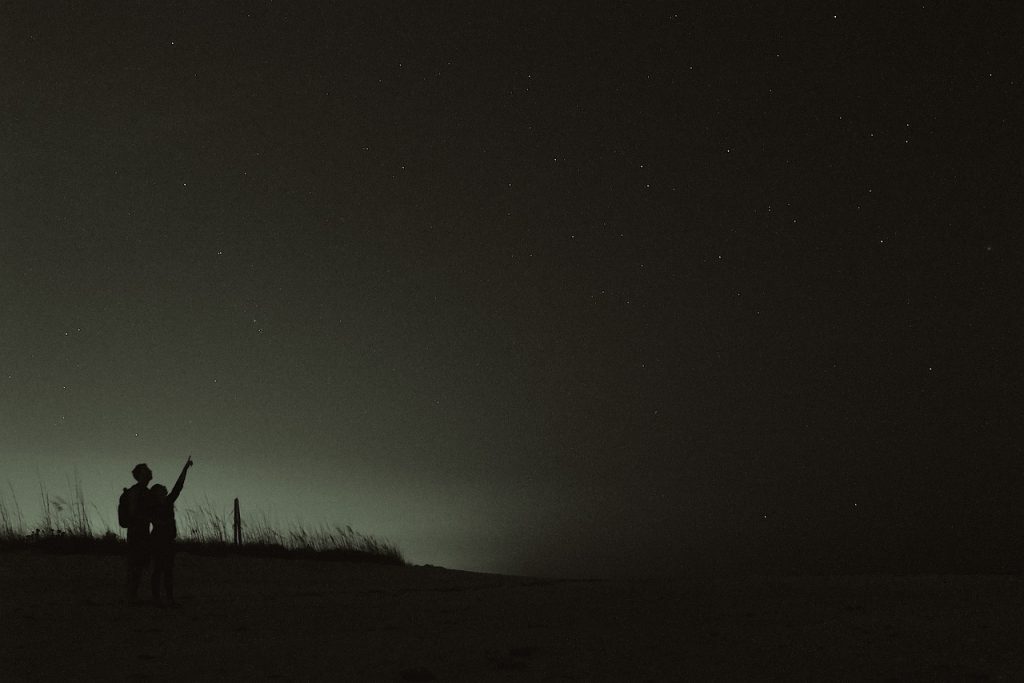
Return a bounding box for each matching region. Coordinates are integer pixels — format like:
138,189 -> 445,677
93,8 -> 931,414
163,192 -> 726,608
131,464 -> 152,485
150,484 -> 168,501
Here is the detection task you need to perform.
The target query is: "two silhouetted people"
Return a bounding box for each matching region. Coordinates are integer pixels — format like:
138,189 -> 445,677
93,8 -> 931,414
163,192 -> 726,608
121,457 -> 193,605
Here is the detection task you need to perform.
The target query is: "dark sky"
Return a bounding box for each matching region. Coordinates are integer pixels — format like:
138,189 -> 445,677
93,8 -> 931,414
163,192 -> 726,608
2,2 -> 1021,577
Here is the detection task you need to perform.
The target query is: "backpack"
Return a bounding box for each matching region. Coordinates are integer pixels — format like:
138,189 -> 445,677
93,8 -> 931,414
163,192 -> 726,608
118,488 -> 134,528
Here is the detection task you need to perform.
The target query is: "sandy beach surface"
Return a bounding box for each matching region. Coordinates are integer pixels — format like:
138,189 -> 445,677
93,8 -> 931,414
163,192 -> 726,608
2,550 -> 1022,681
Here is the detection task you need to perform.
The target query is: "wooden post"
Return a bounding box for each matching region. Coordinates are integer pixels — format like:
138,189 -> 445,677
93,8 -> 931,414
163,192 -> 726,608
233,497 -> 242,546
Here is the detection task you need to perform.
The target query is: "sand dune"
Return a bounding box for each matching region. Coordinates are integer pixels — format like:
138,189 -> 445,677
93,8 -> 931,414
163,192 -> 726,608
2,550 -> 1022,680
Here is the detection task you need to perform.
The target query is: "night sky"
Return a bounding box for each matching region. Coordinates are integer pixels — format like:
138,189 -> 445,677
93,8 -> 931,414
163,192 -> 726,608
2,2 -> 1020,578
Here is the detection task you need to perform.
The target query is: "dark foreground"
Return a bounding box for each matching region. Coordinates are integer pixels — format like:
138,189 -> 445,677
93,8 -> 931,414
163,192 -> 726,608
1,550 -> 1021,680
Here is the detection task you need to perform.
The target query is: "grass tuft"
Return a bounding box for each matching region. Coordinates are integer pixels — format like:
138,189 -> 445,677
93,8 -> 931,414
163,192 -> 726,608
177,500 -> 405,564
0,482 -> 26,540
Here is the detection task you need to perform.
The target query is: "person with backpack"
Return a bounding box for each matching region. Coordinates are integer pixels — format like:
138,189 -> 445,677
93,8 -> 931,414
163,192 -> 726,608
148,456 -> 193,606
119,463 -> 153,601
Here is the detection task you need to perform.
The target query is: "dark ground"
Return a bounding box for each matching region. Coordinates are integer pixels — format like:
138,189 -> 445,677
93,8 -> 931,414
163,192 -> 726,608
2,550 -> 1023,680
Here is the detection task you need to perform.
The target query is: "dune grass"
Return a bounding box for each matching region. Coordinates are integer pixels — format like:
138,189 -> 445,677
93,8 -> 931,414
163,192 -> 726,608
0,482 -> 26,540
0,477 -> 405,565
177,498 -> 405,563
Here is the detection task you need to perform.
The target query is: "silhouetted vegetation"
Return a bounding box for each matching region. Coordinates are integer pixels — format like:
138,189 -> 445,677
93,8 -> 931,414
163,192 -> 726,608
177,499 -> 405,564
0,477 -> 404,565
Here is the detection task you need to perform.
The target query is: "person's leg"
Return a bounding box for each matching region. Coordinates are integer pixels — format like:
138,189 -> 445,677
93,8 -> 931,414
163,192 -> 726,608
126,542 -> 146,601
164,548 -> 175,604
126,557 -> 142,600
151,550 -> 164,602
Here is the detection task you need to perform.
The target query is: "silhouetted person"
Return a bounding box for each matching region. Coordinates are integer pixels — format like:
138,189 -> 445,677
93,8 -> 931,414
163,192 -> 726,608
122,463 -> 153,601
149,456 -> 192,606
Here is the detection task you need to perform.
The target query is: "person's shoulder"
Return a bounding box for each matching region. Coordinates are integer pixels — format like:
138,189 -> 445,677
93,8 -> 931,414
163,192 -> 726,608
127,483 -> 152,499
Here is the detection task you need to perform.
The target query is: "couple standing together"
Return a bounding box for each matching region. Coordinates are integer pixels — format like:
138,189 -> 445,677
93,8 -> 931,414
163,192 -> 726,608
120,456 -> 193,605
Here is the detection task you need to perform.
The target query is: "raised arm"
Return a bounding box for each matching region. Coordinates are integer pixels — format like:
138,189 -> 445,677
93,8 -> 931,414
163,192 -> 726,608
169,456 -> 193,503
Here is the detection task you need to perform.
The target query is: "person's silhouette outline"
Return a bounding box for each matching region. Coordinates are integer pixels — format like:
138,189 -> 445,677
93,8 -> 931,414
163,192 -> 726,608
123,463 -> 153,601
149,456 -> 193,606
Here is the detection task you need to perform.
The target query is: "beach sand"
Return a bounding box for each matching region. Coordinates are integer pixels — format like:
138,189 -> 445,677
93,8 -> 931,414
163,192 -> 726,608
2,550 -> 1022,680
